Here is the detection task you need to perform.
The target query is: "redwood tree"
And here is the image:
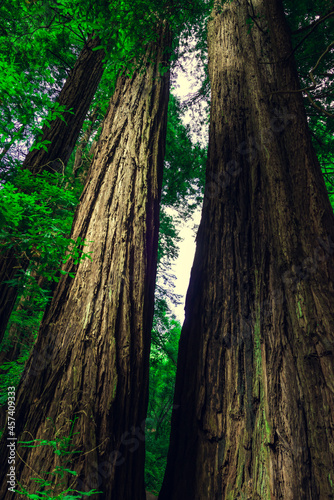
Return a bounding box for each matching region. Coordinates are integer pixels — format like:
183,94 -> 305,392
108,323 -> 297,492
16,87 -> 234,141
160,1 -> 334,498
0,24 -> 171,500
0,34 -> 105,344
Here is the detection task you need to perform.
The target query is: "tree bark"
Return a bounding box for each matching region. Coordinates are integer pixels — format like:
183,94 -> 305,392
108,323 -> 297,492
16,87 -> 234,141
0,24 -> 171,500
159,1 -> 334,499
0,34 -> 105,345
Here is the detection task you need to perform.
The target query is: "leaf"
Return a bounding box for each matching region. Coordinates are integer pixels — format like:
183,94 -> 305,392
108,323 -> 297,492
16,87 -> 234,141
62,469 -> 78,475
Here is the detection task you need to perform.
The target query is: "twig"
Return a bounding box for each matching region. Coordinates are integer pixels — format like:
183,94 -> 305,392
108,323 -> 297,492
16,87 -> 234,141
269,41 -> 334,117
289,10 -> 334,58
292,8 -> 334,35
305,90 -> 334,117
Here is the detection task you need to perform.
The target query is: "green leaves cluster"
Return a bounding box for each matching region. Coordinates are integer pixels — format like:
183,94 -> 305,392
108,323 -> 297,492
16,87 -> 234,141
0,167 -> 90,285
163,94 -> 206,215
145,310 -> 181,494
0,0 -> 79,165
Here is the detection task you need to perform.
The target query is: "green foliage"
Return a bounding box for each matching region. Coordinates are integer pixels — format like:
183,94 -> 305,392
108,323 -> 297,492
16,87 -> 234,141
16,417 -> 102,499
0,0 -> 80,166
0,0 -> 209,172
145,310 -> 181,493
0,282 -> 50,403
0,356 -> 29,406
0,167 -> 91,286
157,210 -> 181,266
310,119 -> 334,211
162,94 -> 206,217
51,0 -> 210,56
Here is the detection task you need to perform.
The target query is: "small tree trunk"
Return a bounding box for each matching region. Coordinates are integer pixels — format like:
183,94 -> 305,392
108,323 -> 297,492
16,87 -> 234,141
0,34 -> 105,344
159,1 -> 334,499
0,24 -> 171,500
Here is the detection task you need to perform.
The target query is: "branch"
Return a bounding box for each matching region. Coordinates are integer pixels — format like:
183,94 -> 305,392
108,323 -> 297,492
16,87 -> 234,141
305,90 -> 334,117
247,0 -> 267,35
0,125 -> 25,161
291,8 -> 334,36
269,41 -> 334,118
65,25 -> 87,43
310,40 -> 334,77
323,173 -> 334,187
46,49 -> 72,73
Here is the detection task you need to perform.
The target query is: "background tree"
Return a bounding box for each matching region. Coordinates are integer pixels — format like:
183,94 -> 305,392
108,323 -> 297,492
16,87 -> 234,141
160,0 -> 334,498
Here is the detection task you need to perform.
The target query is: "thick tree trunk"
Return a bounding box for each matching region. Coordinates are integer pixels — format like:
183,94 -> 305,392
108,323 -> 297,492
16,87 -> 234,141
0,35 -> 105,344
0,25 -> 171,500
159,1 -> 334,499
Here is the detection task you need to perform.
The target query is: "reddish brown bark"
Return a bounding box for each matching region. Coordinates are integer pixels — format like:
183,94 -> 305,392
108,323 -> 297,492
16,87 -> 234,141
0,24 -> 171,500
159,1 -> 334,499
0,34 -> 105,345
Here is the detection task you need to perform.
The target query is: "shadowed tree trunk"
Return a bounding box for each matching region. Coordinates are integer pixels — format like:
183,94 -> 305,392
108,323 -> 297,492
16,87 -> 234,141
0,34 -> 105,345
0,274 -> 46,431
159,1 -> 334,499
0,24 -> 171,500
0,273 -> 46,369
72,105 -> 100,180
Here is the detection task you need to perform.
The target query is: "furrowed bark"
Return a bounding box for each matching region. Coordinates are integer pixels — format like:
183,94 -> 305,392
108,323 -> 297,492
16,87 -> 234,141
0,34 -> 105,345
0,24 -> 171,500
159,1 -> 334,499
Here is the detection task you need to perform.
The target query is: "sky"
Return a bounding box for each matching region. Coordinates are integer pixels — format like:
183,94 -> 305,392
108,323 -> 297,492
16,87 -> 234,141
160,48 -> 208,323
167,208 -> 202,322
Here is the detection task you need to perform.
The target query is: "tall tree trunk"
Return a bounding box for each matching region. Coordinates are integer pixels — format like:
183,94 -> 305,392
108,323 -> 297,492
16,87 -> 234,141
0,34 -> 105,344
159,1 -> 334,499
0,24 -> 171,500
